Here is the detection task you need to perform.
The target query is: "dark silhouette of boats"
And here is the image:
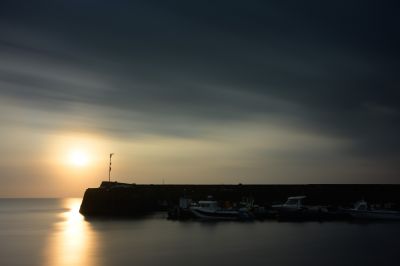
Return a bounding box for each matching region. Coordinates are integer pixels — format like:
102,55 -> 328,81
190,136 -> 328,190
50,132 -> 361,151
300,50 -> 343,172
341,200 -> 400,220
189,199 -> 253,221
271,196 -> 345,220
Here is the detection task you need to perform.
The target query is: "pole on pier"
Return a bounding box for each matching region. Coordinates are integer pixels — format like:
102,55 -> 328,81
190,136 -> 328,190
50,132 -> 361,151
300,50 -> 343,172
109,153 -> 114,182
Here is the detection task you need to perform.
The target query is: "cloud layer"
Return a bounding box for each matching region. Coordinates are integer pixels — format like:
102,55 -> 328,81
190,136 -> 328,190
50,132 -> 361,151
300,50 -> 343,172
0,1 -> 399,189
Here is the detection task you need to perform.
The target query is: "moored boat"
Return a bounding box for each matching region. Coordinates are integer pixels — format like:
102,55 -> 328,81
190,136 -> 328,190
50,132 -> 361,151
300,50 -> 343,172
190,200 -> 252,221
272,196 -> 333,220
342,200 -> 400,220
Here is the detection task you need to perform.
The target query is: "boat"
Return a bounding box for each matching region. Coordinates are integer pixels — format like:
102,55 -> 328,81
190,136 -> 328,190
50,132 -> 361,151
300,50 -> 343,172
189,200 -> 252,221
342,200 -> 400,220
272,196 -> 308,210
272,196 -> 332,220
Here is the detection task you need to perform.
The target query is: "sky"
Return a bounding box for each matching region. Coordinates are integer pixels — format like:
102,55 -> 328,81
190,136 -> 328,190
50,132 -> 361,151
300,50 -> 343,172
0,0 -> 399,197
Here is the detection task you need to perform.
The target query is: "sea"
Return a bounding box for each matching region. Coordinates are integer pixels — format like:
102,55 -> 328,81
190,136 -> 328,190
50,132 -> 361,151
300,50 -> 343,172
0,198 -> 399,266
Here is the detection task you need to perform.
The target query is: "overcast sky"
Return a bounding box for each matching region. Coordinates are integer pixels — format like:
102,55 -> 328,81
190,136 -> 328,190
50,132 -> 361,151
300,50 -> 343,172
0,1 -> 399,196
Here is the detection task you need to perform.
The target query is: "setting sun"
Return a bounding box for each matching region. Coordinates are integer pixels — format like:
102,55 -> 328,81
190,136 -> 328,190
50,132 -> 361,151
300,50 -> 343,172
68,150 -> 89,167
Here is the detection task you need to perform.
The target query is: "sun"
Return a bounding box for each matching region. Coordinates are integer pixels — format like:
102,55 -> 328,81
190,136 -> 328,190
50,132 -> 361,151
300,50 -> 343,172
68,149 -> 90,167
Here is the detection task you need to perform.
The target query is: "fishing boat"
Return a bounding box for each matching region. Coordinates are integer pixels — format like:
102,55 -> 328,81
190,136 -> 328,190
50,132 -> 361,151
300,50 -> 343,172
189,200 -> 252,220
342,200 -> 400,220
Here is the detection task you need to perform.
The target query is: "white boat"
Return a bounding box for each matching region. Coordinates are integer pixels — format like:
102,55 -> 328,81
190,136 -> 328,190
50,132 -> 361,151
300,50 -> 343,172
343,200 -> 400,220
272,196 -> 330,220
189,200 -> 252,220
272,196 -> 307,210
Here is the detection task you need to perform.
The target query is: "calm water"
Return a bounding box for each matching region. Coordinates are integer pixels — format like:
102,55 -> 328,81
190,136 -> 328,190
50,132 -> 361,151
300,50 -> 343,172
0,198 -> 399,266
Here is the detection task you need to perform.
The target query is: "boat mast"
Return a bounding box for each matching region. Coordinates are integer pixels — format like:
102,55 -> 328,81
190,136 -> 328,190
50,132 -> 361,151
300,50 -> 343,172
109,153 -> 114,182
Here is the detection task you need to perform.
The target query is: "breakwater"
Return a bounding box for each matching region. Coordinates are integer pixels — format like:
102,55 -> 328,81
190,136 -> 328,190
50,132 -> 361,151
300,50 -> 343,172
79,182 -> 400,217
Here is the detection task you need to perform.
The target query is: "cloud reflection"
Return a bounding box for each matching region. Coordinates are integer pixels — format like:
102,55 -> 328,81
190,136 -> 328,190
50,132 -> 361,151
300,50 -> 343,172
46,198 -> 97,266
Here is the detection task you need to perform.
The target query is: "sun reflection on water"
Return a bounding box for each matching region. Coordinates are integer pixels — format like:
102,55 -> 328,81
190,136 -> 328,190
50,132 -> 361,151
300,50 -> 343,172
46,198 -> 97,266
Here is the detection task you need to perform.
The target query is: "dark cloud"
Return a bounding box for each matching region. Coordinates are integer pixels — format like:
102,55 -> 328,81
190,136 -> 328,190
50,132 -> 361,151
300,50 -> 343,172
1,0 -> 400,162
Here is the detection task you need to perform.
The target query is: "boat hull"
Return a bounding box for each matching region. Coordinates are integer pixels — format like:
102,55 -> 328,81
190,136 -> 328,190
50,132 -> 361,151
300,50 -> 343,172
190,208 -> 251,220
345,210 -> 400,220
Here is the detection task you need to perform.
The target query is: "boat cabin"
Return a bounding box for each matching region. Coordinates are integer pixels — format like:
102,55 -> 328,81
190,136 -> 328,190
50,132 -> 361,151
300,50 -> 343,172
283,196 -> 307,209
353,200 -> 368,211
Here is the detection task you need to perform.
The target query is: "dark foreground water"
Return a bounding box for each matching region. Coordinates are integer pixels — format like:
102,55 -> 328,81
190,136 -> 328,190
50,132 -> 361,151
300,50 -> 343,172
0,198 -> 399,266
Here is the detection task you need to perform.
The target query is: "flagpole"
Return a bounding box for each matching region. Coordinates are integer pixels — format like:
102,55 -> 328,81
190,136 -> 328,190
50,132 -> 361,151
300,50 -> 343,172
109,153 -> 114,182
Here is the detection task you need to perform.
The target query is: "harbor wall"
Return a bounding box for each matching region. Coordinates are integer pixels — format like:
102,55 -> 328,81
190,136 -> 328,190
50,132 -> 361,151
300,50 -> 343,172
79,182 -> 400,216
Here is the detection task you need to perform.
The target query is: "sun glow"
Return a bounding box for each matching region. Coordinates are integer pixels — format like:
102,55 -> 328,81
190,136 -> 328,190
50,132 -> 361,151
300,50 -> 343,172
68,149 -> 90,167
45,198 -> 98,266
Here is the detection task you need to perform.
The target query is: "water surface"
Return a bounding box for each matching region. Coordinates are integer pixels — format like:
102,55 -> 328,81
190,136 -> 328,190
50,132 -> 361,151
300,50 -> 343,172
0,198 -> 399,266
